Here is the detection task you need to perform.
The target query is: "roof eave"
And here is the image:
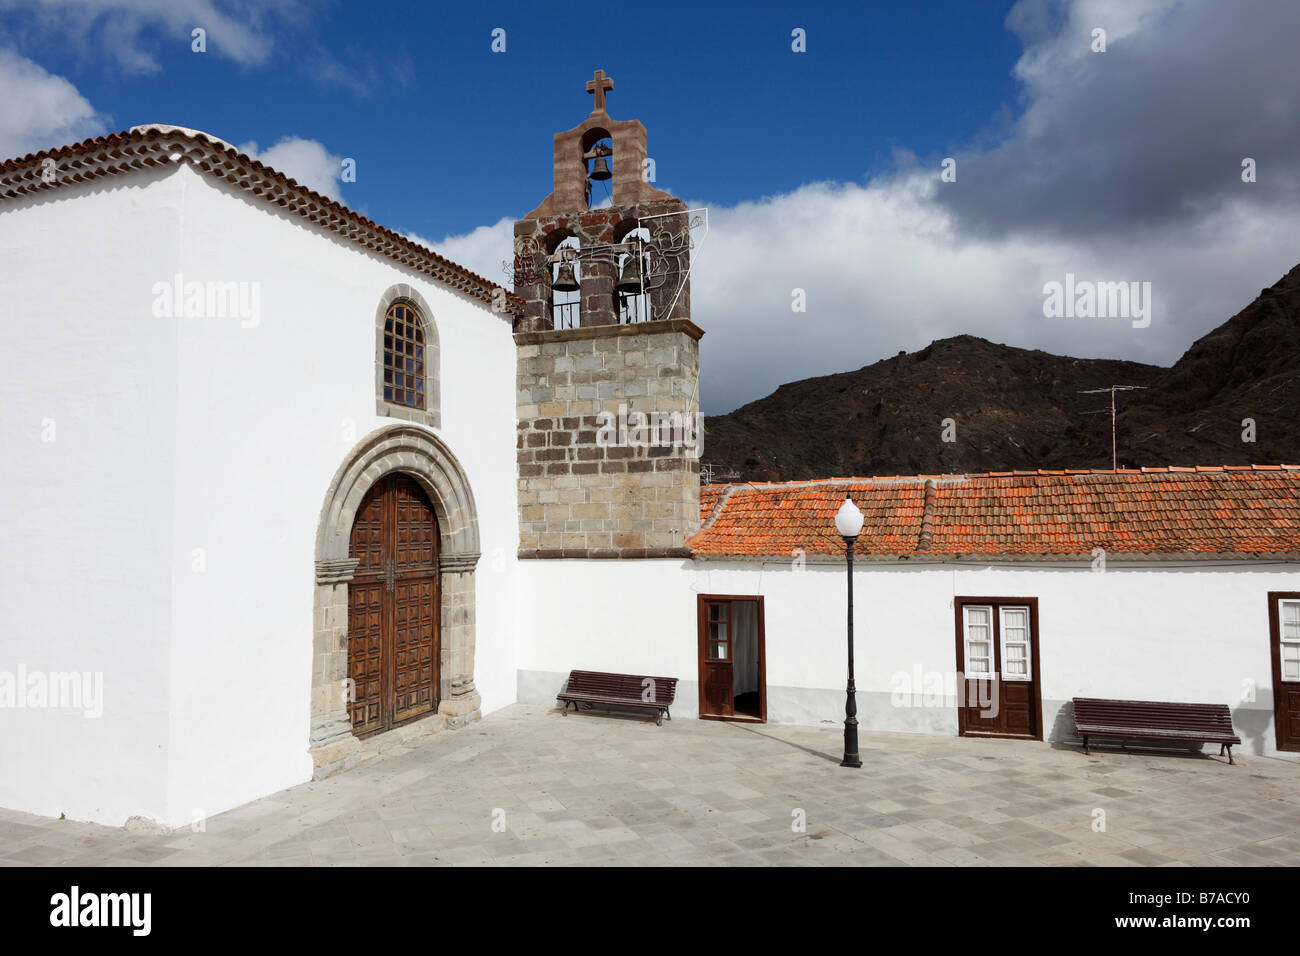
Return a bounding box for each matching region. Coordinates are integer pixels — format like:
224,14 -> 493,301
689,550 -> 1300,565
0,127 -> 526,316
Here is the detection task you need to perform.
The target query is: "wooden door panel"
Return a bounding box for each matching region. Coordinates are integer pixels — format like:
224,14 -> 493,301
699,600 -> 734,716
961,678 -> 999,734
1286,689 -> 1300,745
392,576 -> 438,723
1278,672 -> 1300,749
351,491 -> 386,577
346,474 -> 440,737
393,476 -> 437,570
1002,681 -> 1034,735
703,663 -> 734,716
347,580 -> 385,734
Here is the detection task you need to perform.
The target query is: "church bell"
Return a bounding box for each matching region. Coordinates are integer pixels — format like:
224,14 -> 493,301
588,156 -> 612,181
616,252 -> 643,293
552,260 -> 580,292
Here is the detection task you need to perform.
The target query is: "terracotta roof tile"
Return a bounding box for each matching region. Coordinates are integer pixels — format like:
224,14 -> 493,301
687,467 -> 1300,558
0,126 -> 522,313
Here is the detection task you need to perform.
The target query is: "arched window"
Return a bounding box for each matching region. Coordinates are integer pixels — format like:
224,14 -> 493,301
549,235 -> 582,330
614,223 -> 651,324
581,127 -> 613,210
375,284 -> 440,428
383,302 -> 425,409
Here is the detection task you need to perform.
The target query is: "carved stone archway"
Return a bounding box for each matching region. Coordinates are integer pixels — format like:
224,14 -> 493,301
310,424 -> 481,776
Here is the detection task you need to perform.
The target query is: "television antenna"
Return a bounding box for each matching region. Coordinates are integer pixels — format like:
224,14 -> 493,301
1078,385 -> 1148,470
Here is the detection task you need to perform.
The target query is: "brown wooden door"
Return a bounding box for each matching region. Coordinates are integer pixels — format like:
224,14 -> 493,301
347,474 -> 439,737
956,599 -> 1042,740
1269,592 -> 1300,751
699,599 -> 734,717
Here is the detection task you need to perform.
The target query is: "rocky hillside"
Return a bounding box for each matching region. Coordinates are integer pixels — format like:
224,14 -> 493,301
701,265 -> 1300,481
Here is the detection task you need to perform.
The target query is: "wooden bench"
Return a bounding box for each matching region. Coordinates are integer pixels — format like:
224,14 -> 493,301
557,670 -> 678,726
1073,697 -> 1242,764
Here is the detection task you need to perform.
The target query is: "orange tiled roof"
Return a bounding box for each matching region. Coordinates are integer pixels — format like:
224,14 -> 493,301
686,466 -> 1300,559
0,126 -> 523,314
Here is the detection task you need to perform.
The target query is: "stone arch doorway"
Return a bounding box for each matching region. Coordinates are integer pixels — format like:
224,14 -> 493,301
311,424 -> 481,777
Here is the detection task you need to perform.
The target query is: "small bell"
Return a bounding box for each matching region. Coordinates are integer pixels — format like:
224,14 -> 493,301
616,253 -> 642,293
552,260 -> 579,292
588,156 -> 612,181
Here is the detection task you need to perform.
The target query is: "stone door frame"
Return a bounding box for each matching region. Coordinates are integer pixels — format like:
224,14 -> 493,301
310,424 -> 482,776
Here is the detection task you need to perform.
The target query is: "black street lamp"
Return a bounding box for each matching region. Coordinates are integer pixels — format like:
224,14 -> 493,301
835,496 -> 865,768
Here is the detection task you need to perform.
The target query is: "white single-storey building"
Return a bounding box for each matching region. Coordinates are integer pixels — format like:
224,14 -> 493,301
517,471 -> 1300,761
1,74 -> 1297,830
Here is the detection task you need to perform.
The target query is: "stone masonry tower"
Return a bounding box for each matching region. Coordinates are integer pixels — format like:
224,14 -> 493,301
514,70 -> 703,558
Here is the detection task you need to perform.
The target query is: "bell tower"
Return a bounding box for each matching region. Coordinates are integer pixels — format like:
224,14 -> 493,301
512,69 -> 696,333
513,70 -> 704,559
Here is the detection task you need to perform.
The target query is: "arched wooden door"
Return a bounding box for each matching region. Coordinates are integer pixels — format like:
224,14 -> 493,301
347,474 -> 440,737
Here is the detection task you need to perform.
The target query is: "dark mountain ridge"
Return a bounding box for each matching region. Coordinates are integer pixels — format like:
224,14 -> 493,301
701,265 -> 1300,481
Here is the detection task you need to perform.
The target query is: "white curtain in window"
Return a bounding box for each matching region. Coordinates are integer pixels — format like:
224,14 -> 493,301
731,600 -> 760,695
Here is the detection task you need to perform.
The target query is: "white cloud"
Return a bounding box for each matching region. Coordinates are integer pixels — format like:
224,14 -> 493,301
409,218 -> 515,285
416,0 -> 1300,416
236,136 -> 345,199
691,175 -> 1300,415
0,0 -> 295,73
421,163 -> 1300,417
0,48 -> 107,158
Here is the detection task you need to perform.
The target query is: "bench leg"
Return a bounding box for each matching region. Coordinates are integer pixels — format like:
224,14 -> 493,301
1081,735 -> 1089,756
1226,744 -> 1234,766
656,713 -> 663,727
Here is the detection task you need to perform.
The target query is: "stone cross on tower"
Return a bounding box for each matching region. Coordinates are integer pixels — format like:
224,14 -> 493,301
586,69 -> 614,114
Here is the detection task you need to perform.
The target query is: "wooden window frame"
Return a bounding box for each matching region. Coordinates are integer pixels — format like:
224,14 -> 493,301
705,600 -> 730,661
382,303 -> 427,412
1268,591 -> 1300,752
998,605 -> 1033,682
1278,597 -> 1300,681
962,604 -> 995,677
374,285 -> 440,429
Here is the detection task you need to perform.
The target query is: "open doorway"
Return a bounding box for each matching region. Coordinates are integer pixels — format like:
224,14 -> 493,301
697,595 -> 766,722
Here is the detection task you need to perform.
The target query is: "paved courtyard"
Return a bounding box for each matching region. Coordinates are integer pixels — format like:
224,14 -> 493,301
3,703 -> 1299,866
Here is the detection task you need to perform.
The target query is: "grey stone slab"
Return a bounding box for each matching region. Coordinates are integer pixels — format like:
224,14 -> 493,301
2,703 -> 1298,867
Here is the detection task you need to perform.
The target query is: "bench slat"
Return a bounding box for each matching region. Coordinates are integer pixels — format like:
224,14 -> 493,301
557,670 -> 678,725
1072,697 -> 1241,761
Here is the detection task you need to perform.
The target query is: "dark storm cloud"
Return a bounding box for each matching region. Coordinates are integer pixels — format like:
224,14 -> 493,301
932,0 -> 1300,240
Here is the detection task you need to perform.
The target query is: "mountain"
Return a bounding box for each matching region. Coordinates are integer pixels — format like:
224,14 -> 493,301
701,265 -> 1300,481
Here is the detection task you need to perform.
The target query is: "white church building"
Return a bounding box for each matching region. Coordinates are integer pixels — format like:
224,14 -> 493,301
2,73 -> 1298,829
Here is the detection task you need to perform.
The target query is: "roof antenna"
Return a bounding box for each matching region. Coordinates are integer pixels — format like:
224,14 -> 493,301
1078,385 -> 1148,470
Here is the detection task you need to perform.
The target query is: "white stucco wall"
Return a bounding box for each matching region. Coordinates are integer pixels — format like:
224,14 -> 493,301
0,163 -> 520,827
515,557 -> 1300,761
0,170 -> 183,825
162,167 -> 519,827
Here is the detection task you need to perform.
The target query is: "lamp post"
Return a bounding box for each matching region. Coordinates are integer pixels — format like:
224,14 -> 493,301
835,497 -> 865,768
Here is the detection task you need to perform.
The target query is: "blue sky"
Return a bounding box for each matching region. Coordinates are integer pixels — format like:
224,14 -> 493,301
0,2 -> 1024,237
4,1 -> 1300,418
